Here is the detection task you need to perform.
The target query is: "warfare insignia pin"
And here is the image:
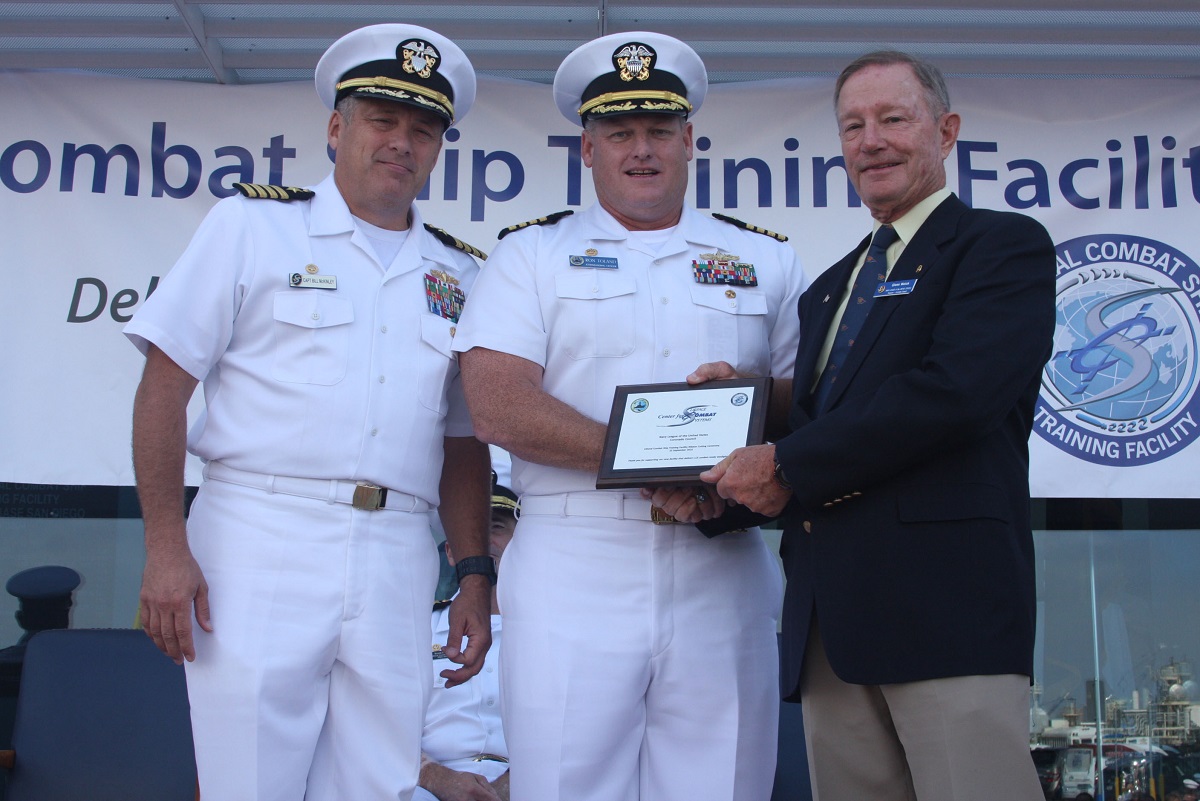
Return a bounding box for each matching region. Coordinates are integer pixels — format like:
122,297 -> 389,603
430,268 -> 460,287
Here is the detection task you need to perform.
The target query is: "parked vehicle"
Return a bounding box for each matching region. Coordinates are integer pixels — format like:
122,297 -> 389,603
1062,746 -> 1098,800
1033,747 -> 1066,799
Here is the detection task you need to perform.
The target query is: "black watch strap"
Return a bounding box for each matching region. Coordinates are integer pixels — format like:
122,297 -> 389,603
454,554 -> 497,586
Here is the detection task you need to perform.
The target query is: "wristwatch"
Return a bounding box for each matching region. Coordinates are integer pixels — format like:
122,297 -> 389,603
454,554 -> 498,586
773,452 -> 793,491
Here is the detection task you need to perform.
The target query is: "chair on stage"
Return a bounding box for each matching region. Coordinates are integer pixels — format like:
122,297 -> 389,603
0,628 -> 197,801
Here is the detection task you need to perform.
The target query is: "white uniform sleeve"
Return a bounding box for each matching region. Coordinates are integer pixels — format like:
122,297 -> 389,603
452,231 -> 549,368
767,240 -> 807,380
123,197 -> 253,380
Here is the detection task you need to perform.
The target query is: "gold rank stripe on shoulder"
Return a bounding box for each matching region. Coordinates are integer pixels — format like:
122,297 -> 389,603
423,224 -> 488,261
233,183 -> 315,201
497,210 -> 574,240
711,212 -> 789,242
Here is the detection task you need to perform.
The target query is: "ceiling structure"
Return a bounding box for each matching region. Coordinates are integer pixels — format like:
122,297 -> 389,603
2,0 -> 1200,86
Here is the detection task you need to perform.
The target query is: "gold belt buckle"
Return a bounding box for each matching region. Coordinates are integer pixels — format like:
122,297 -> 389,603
352,483 -> 388,511
650,505 -> 678,525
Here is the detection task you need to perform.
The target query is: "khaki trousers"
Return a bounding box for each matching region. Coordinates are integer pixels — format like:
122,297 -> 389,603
799,620 -> 1044,801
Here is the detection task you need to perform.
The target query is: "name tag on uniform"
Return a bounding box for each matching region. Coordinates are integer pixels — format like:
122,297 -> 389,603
874,279 -> 917,297
569,254 -> 619,269
290,273 -> 337,289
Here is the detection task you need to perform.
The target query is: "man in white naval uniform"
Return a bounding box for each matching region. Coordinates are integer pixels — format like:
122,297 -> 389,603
452,32 -> 806,801
416,484 -> 518,801
125,24 -> 495,801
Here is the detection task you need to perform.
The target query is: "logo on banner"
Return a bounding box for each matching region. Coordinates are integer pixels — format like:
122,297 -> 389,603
1036,234 -> 1200,466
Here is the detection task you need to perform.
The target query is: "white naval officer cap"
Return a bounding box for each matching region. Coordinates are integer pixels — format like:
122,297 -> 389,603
553,31 -> 708,128
314,24 -> 477,127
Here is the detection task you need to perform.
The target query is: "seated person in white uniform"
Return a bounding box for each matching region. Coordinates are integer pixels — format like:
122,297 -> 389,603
416,485 -> 517,801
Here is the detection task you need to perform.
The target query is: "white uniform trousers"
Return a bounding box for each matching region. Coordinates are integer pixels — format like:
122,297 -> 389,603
799,620 -> 1044,801
183,479 -> 438,801
498,508 -> 782,801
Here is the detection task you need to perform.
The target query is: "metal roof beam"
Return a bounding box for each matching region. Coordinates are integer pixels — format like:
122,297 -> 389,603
203,18 -> 594,39
609,0 -> 1200,9
172,0 -> 235,83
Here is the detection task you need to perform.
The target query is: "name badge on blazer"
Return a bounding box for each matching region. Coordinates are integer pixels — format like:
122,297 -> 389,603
874,279 -> 917,298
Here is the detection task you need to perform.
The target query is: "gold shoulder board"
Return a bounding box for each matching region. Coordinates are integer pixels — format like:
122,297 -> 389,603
498,210 -> 574,240
424,224 -> 488,261
711,212 -> 789,242
232,183 -> 315,201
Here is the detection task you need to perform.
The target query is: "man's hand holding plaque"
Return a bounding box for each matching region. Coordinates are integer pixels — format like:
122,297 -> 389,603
597,361 -> 772,523
638,362 -> 734,522
700,444 -> 792,519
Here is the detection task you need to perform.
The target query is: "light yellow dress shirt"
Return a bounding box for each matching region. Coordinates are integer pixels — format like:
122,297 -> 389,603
811,187 -> 954,388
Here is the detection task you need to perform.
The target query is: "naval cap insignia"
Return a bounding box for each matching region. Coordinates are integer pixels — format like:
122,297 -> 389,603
613,42 -> 655,82
400,39 -> 439,79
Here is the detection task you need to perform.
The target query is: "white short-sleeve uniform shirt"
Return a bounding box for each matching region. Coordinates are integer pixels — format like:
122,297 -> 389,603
125,172 -> 480,505
424,604 -> 507,781
452,202 -> 805,496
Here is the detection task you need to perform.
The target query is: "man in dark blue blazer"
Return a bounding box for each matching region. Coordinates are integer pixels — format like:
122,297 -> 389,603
701,50 -> 1053,801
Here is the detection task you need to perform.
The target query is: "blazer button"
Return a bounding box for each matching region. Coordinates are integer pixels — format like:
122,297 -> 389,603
803,521 -> 812,534
823,502 -> 834,508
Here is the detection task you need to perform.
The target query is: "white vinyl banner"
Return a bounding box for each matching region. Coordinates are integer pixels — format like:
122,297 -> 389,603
2,71 -> 1199,496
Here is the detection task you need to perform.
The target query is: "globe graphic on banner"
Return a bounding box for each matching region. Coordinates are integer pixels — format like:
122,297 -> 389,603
1044,279 -> 1189,421
1037,234 -> 1200,467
